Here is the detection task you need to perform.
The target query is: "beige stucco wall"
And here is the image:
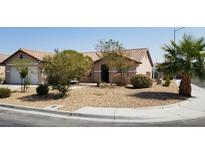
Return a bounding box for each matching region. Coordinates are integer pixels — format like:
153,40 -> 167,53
136,54 -> 152,78
4,51 -> 43,84
0,66 -> 5,80
91,58 -> 139,83
84,52 -> 153,83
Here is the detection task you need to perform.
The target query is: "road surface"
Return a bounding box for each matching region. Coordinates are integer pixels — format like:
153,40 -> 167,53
0,107 -> 205,127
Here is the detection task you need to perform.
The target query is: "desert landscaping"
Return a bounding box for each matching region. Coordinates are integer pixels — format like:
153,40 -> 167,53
0,81 -> 185,111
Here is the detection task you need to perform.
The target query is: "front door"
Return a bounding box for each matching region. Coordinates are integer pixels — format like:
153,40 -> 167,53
101,64 -> 109,82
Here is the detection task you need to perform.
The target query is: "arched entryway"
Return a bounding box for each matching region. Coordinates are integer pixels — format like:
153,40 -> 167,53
101,64 -> 109,82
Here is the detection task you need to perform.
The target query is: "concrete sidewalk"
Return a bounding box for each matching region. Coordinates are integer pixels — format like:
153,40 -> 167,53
0,84 -> 37,90
75,84 -> 205,122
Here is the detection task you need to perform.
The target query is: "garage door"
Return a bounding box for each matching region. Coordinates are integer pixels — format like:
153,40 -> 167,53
10,66 -> 39,85
10,67 -> 21,84
28,66 -> 39,85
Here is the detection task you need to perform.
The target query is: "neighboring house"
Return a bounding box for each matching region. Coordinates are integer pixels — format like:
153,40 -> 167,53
1,48 -> 53,84
1,48 -> 154,84
83,48 -> 153,83
0,53 -> 9,81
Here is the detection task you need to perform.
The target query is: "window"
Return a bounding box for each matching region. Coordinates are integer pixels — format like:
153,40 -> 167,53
19,54 -> 23,59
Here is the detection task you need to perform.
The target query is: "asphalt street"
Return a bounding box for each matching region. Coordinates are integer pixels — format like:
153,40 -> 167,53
0,107 -> 205,127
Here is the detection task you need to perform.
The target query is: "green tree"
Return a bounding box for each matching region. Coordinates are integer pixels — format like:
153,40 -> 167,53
114,54 -> 135,86
96,39 -> 135,86
161,34 -> 205,96
43,50 -> 92,97
13,58 -> 31,92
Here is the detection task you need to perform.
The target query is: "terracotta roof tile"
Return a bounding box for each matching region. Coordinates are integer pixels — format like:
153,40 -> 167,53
83,51 -> 101,62
20,48 -> 54,61
1,48 -> 153,66
123,48 -> 148,62
0,53 -> 9,63
83,48 -> 152,64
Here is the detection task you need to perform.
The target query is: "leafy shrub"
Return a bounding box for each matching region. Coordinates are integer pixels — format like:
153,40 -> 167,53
130,74 -> 153,89
163,77 -> 171,87
43,50 -> 92,97
36,85 -> 49,96
0,88 -> 11,98
163,76 -> 173,80
97,80 -> 108,87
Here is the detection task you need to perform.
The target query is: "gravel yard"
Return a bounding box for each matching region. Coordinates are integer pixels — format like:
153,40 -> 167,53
0,81 -> 185,111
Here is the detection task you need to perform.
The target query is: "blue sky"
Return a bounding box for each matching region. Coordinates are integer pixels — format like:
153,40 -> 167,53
0,27 -> 205,62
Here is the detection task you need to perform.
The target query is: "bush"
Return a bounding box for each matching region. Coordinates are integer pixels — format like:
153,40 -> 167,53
130,74 -> 153,89
163,76 -> 173,80
43,50 -> 92,97
163,77 -> 171,87
0,88 -> 11,98
36,85 -> 49,96
97,80 -> 108,88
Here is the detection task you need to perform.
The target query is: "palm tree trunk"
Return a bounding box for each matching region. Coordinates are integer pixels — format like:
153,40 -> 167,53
179,73 -> 192,97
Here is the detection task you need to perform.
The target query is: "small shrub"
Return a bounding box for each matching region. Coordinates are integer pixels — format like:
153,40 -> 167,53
36,84 -> 49,96
163,78 -> 171,87
97,80 -> 108,88
0,88 -> 11,98
130,74 -> 153,89
163,76 -> 173,80
170,76 -> 174,80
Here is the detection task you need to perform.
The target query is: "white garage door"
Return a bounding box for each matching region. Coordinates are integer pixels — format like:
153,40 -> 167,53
10,66 -> 39,85
28,66 -> 39,85
10,67 -> 21,84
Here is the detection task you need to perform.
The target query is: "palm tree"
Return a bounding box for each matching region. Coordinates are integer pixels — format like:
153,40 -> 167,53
161,34 -> 205,96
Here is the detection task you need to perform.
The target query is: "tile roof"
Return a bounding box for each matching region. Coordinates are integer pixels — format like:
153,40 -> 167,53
19,48 -> 54,61
83,48 -> 153,66
123,48 -> 149,62
1,48 -> 153,66
0,53 -> 9,63
83,51 -> 101,62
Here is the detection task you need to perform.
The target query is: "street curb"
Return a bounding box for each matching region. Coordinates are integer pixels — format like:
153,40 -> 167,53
1,103 -> 174,120
0,104 -> 118,120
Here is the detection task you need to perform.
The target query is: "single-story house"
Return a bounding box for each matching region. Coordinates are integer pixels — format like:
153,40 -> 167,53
83,48 -> 153,83
1,48 -> 53,84
0,53 -> 9,81
1,48 -> 153,84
